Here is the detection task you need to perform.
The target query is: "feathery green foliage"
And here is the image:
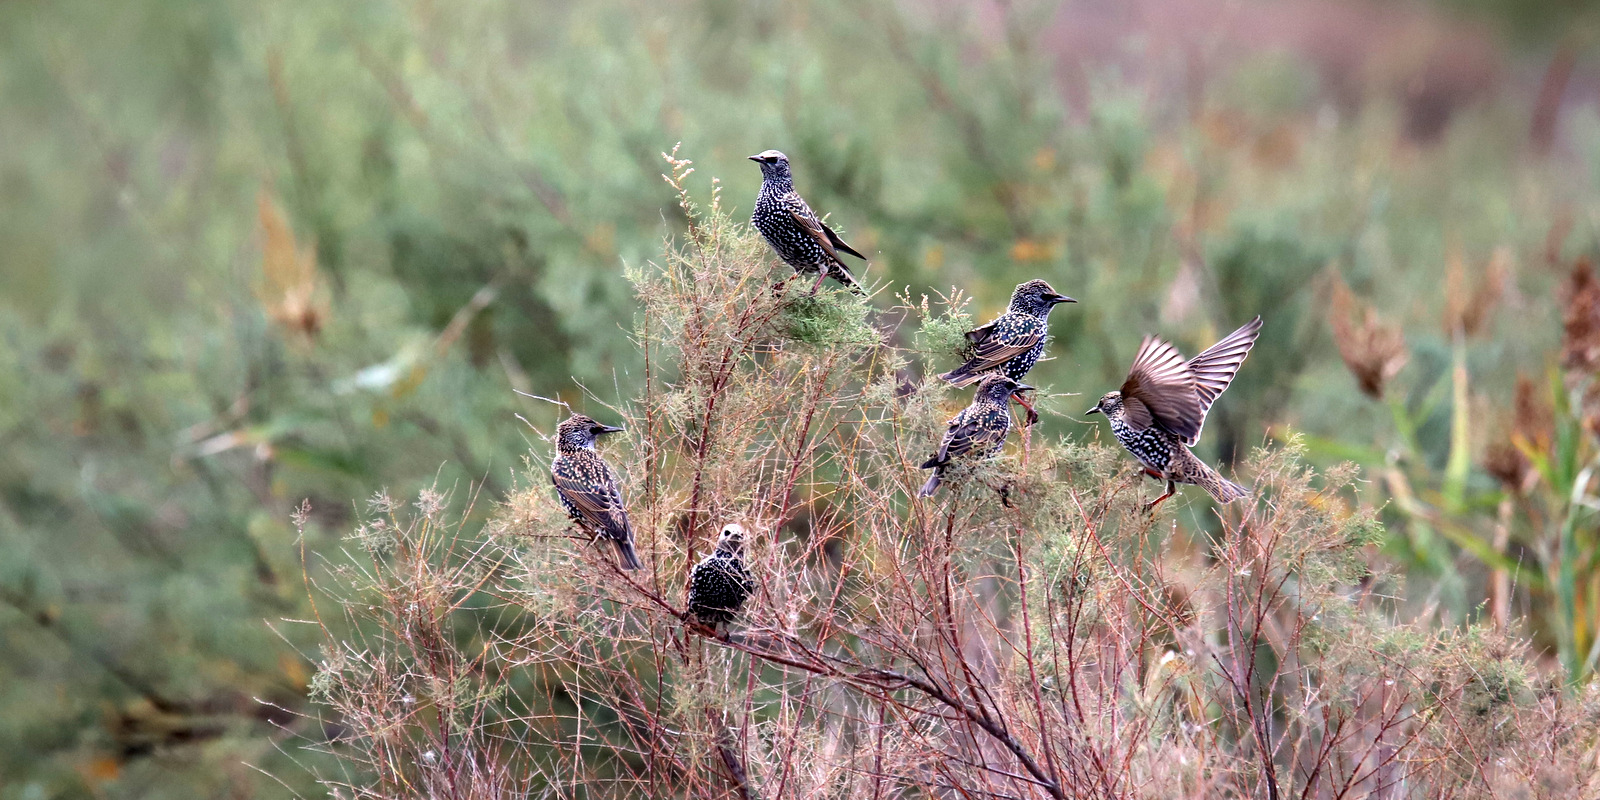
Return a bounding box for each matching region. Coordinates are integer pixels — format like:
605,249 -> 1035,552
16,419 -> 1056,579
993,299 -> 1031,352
308,168 -> 1599,798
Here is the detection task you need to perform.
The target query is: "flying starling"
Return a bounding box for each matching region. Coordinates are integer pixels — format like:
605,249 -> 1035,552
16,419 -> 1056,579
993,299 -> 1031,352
551,413 -> 643,570
688,522 -> 755,628
749,150 -> 866,294
940,279 -> 1076,425
1087,317 -> 1263,510
918,373 -> 1031,497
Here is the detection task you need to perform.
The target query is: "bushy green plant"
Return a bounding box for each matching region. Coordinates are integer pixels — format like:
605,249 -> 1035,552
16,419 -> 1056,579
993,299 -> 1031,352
309,169 -> 1599,798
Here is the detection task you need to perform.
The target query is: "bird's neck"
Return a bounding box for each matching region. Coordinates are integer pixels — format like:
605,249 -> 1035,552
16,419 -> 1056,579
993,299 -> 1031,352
761,175 -> 794,195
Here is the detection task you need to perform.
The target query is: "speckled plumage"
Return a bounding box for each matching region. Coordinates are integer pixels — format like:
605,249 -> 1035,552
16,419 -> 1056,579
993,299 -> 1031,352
918,374 -> 1025,497
942,280 -> 1076,385
689,523 -> 755,627
1088,317 -> 1263,509
749,150 -> 866,294
940,280 -> 1075,424
551,413 -> 643,570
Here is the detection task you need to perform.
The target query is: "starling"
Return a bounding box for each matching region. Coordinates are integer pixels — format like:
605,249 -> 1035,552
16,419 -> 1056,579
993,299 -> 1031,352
688,523 -> 755,628
918,373 -> 1031,497
749,150 -> 866,294
551,413 -> 643,570
1087,316 -> 1263,510
940,279 -> 1076,425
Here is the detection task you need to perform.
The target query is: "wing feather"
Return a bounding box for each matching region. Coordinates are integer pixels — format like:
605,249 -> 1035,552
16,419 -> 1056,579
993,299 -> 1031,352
939,314 -> 1043,385
1182,316 -> 1262,444
822,220 -> 866,260
1119,336 -> 1203,441
930,409 -> 988,465
787,206 -> 843,264
553,457 -> 631,541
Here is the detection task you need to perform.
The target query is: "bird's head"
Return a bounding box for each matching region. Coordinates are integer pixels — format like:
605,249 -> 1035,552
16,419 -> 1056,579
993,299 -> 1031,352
1086,391 -> 1123,419
1009,279 -> 1076,316
748,149 -> 792,182
977,373 -> 1032,402
715,522 -> 748,556
556,413 -> 625,451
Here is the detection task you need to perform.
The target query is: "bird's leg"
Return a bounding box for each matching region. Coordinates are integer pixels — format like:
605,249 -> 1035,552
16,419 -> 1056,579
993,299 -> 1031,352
1011,391 -> 1040,426
1144,480 -> 1177,512
810,271 -> 828,295
1142,468 -> 1163,480
773,272 -> 800,296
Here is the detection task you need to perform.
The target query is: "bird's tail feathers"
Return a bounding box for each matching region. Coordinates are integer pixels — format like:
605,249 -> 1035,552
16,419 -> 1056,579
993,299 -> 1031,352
917,469 -> 942,498
836,267 -> 865,295
1200,468 -> 1249,504
612,537 -> 644,571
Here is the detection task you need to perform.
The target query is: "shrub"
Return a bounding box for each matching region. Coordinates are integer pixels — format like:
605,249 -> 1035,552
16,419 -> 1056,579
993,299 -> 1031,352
305,155 -> 1600,799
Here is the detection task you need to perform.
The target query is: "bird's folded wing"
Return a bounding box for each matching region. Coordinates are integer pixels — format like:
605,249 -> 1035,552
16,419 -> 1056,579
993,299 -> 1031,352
1183,316 -> 1263,444
1120,336 -> 1203,441
964,320 -> 997,344
787,207 -> 845,265
553,465 -> 629,539
958,316 -> 1043,372
938,412 -> 987,462
822,220 -> 865,260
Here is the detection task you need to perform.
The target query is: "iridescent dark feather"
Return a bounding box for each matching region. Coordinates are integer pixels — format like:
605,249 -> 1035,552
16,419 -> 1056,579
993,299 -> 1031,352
551,414 -> 642,570
918,374 -> 1021,497
750,150 -> 866,293
940,279 -> 1075,387
689,524 -> 755,626
1090,317 -> 1261,508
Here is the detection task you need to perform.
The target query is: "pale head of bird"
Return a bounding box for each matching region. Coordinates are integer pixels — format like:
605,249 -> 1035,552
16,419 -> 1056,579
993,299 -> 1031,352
747,149 -> 792,183
714,523 -> 748,557
555,413 -> 625,451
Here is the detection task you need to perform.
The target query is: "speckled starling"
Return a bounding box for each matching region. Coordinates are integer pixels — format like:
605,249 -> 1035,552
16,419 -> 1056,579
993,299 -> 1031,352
918,374 -> 1031,498
1087,316 -> 1263,509
940,279 -> 1076,425
688,523 -> 755,628
551,413 -> 643,570
749,150 -> 866,294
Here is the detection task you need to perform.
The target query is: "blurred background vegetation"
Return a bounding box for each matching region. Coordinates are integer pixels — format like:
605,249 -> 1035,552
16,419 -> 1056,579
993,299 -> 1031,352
5,0 -> 1600,796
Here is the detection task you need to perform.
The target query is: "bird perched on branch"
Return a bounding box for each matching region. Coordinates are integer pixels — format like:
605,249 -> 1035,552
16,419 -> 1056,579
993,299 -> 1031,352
749,150 -> 866,294
688,523 -> 755,628
1087,317 -> 1263,510
918,373 -> 1030,497
551,413 -> 642,570
940,279 -> 1076,425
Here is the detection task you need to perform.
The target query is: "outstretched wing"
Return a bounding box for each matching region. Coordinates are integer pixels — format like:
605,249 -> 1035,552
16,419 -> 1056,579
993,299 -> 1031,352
552,455 -> 632,541
1182,316 -> 1262,445
1119,336 -> 1203,441
939,314 -> 1043,386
